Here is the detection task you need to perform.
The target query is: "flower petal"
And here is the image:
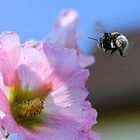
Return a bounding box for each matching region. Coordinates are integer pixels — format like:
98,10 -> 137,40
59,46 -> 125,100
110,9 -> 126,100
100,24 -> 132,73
17,64 -> 43,91
44,44 -> 97,133
54,9 -> 79,28
0,90 -> 10,115
15,114 -> 92,140
19,44 -> 51,81
0,31 -> 20,52
0,92 -> 31,140
0,126 -> 6,140
78,53 -> 95,68
44,43 -> 82,89
0,31 -> 20,69
48,9 -> 95,67
88,131 -> 101,140
0,54 -> 17,86
49,9 -> 79,50
46,70 -> 97,133
0,31 -> 20,86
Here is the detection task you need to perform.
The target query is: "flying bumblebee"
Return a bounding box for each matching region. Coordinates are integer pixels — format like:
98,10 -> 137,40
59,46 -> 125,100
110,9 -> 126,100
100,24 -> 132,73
89,32 -> 129,57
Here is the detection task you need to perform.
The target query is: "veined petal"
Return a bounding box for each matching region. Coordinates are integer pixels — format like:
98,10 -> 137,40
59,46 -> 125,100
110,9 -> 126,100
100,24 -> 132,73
46,70 -> 97,132
15,114 -> 92,140
46,70 -> 89,110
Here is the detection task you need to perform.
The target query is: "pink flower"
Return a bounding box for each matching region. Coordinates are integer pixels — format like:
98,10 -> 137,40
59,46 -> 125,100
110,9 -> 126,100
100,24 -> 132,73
47,9 -> 95,67
0,31 -> 99,140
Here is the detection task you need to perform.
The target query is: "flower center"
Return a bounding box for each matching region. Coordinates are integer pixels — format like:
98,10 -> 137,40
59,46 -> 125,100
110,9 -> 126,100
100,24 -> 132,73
9,82 -> 52,129
18,98 -> 44,117
11,97 -> 45,129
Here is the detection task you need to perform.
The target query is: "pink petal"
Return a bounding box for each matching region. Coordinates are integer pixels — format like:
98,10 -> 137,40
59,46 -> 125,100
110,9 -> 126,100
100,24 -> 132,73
0,90 -> 10,114
78,53 -> 95,67
21,40 -> 37,48
43,45 -> 97,139
88,131 -> 101,140
0,31 -> 20,68
14,45 -> 52,99
16,114 -> 91,140
0,89 -> 20,135
49,9 -> 79,50
0,31 -> 20,52
19,45 -> 51,80
0,31 -> 20,86
0,91 -> 30,140
2,112 -> 94,140
0,74 -> 9,96
0,54 -> 17,87
54,9 -> 79,28
0,111 -> 6,120
44,43 -> 82,89
0,126 -> 6,140
17,64 -> 44,90
46,70 -> 97,132
48,9 -> 95,67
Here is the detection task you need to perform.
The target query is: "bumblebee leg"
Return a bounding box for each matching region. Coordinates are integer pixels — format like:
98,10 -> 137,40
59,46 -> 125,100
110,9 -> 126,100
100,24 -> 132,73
110,48 -> 118,56
119,49 -> 127,57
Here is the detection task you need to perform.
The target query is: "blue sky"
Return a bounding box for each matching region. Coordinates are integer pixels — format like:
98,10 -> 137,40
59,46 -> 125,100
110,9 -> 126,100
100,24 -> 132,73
0,0 -> 140,53
0,1 -> 140,139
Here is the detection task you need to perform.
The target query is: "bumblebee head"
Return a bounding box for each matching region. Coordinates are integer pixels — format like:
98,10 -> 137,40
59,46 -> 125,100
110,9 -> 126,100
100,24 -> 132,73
116,34 -> 129,50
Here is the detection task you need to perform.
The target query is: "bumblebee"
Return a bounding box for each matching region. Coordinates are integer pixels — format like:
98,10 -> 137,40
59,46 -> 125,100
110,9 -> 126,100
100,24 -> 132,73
89,32 -> 129,57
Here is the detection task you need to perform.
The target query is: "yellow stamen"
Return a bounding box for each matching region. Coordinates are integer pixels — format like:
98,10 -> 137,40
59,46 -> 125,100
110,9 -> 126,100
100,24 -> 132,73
18,98 -> 44,117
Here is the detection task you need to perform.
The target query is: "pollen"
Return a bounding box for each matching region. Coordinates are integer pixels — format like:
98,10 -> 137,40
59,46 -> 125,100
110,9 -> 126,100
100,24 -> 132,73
18,98 -> 44,117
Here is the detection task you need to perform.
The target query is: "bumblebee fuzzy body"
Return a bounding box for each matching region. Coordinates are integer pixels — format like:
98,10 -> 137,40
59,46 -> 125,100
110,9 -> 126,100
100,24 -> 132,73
97,32 -> 129,56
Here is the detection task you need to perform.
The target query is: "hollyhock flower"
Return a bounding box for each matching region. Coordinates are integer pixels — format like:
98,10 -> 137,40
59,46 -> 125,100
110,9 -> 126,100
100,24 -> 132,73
47,9 -> 95,67
0,31 -> 99,140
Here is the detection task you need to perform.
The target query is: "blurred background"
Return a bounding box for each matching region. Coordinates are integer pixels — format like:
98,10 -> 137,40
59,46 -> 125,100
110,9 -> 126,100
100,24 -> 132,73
0,0 -> 140,140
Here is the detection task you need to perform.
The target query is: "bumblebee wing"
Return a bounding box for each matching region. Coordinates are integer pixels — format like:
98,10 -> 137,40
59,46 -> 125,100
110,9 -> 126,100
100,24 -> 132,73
93,21 -> 106,35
